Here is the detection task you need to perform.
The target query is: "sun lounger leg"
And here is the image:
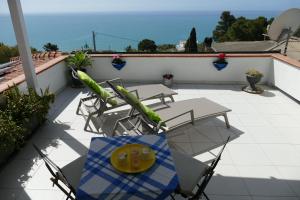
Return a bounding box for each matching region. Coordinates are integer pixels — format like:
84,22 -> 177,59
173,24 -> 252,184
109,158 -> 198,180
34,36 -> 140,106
76,100 -> 83,115
84,114 -> 92,131
224,113 -> 230,129
169,95 -> 175,102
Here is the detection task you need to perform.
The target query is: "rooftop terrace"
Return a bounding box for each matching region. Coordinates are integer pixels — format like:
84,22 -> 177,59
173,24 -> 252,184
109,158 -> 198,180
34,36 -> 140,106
1,82 -> 300,200
0,52 -> 300,200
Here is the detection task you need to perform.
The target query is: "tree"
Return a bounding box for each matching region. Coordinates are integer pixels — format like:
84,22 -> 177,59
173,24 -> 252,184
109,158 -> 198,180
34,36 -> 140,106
43,42 -> 59,52
125,45 -> 137,52
31,47 -> 38,53
213,11 -> 236,42
0,43 -> 39,64
0,43 -> 18,64
138,39 -> 157,52
213,11 -> 273,42
185,27 -> 198,53
226,16 -> 269,41
294,27 -> 300,37
157,44 -> 176,52
203,37 -> 214,52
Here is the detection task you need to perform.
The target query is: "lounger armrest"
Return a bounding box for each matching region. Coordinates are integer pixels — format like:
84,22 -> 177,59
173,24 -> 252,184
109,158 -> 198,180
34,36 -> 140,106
156,109 -> 195,130
140,93 -> 167,104
105,94 -> 119,105
143,93 -> 164,100
98,78 -> 124,88
128,89 -> 140,99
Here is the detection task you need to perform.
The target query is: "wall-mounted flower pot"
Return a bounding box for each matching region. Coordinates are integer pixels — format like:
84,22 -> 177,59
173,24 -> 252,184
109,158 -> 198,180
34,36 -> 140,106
213,62 -> 228,71
112,62 -> 126,70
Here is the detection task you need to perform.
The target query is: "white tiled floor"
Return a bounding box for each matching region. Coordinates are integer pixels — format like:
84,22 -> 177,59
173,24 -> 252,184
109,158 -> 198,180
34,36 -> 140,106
1,84 -> 300,200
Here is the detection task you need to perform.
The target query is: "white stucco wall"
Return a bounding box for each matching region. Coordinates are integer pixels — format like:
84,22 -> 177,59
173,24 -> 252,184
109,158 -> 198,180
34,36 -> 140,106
273,59 -> 300,101
17,61 -> 68,94
88,56 -> 273,84
11,54 -> 300,102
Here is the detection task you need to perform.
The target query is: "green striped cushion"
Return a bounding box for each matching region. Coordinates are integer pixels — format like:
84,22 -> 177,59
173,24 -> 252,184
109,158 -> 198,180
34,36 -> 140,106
77,71 -> 117,106
116,85 -> 165,126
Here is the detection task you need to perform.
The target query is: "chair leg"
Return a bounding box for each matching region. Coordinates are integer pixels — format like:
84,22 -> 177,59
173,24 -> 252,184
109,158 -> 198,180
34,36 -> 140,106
223,113 -> 230,129
203,192 -> 210,200
65,190 -> 75,200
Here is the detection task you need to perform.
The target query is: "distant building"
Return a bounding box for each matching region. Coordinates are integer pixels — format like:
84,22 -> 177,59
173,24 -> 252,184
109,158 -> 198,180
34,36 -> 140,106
176,40 -> 200,52
176,40 -> 186,51
212,37 -> 300,61
212,41 -> 277,52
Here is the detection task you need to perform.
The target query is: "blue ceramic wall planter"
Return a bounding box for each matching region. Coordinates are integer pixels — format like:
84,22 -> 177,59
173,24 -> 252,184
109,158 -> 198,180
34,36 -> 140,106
213,61 -> 228,71
112,54 -> 126,70
213,53 -> 228,71
112,62 -> 126,70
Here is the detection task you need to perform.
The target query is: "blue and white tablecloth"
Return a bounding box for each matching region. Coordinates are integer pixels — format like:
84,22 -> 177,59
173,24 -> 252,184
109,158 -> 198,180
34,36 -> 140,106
76,134 -> 178,200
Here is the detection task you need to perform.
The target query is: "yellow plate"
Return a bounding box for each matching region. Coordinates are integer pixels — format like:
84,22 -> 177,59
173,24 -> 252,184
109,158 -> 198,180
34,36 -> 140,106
110,144 -> 156,173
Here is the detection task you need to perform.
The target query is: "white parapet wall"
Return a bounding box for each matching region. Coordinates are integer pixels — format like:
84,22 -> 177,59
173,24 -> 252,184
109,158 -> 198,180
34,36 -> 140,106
88,55 -> 273,84
273,58 -> 300,101
4,53 -> 299,102
16,58 -> 68,94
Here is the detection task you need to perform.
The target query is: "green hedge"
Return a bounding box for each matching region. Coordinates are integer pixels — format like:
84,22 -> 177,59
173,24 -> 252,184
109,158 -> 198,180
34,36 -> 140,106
0,86 -> 55,153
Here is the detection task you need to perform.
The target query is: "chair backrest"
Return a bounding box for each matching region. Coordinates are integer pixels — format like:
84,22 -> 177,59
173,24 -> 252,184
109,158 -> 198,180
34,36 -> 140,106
210,136 -> 230,171
106,81 -> 159,130
33,144 -> 74,191
192,136 -> 231,199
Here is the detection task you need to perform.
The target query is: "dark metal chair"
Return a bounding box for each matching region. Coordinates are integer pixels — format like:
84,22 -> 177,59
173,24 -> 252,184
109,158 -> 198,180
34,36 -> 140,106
170,136 -> 231,200
33,144 -> 86,200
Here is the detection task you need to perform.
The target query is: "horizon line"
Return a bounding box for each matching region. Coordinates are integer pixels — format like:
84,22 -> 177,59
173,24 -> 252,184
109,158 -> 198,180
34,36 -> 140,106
0,9 -> 283,15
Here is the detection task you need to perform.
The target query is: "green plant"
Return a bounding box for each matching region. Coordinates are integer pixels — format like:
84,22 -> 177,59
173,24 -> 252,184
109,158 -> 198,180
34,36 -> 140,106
0,112 -> 24,152
112,55 -> 126,65
157,44 -> 176,52
138,39 -> 157,52
294,27 -> 300,37
0,86 -> 54,160
3,86 -> 55,127
0,95 -> 7,110
213,11 -> 273,42
246,69 -> 264,78
185,27 -> 198,53
43,42 -> 59,52
66,51 -> 92,70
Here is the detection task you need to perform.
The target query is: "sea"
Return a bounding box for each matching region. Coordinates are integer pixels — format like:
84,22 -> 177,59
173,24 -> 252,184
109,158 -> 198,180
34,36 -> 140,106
0,11 -> 280,52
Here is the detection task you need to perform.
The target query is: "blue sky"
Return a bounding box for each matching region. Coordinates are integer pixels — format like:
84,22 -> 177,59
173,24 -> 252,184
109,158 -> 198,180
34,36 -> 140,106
0,0 -> 300,13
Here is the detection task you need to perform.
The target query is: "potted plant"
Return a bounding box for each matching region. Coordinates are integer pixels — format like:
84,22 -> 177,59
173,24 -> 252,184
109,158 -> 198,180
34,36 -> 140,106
66,51 -> 92,87
243,69 -> 264,93
213,53 -> 228,71
162,73 -> 174,87
111,54 -> 126,70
